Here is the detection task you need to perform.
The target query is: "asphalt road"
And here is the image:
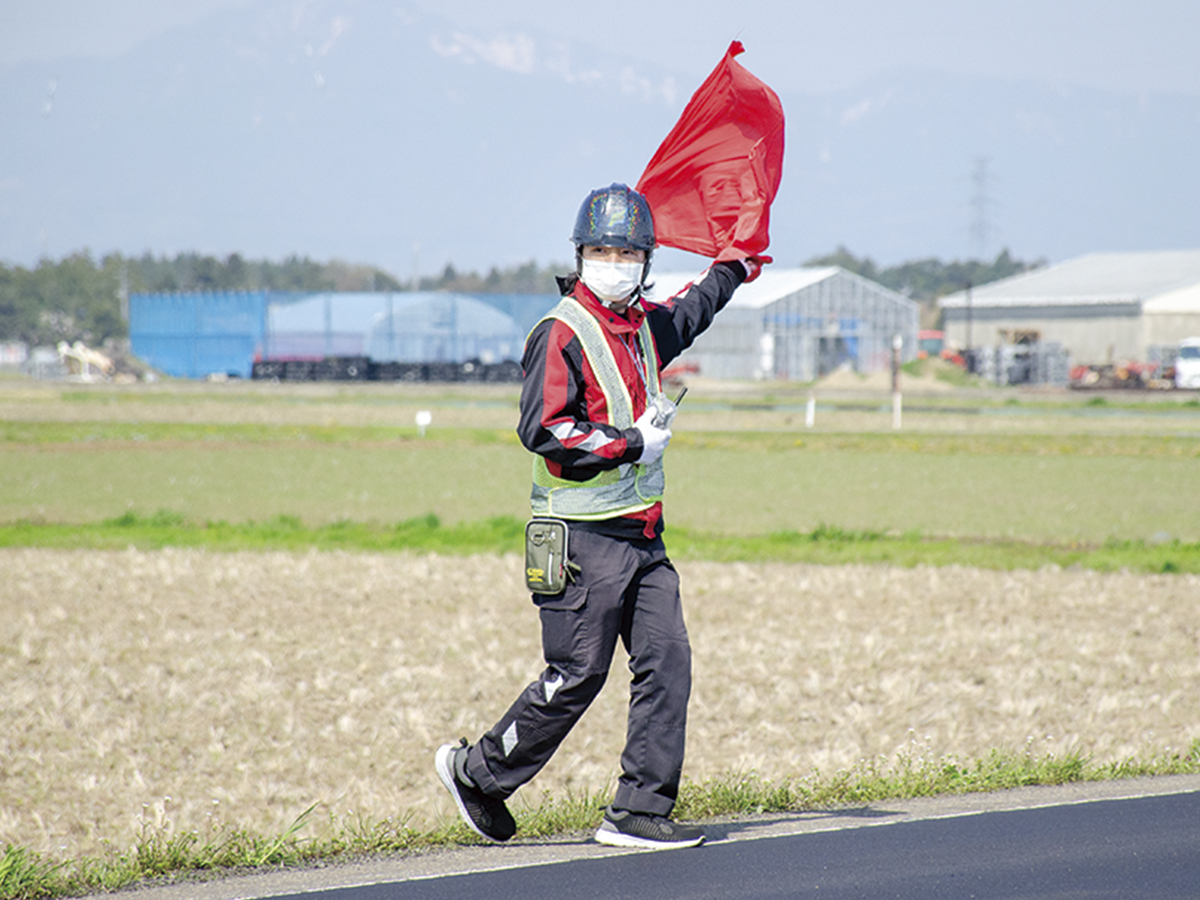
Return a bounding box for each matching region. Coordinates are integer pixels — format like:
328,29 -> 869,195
116,775 -> 1200,900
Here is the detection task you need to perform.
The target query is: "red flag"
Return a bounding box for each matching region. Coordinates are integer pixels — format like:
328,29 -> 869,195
636,41 -> 785,262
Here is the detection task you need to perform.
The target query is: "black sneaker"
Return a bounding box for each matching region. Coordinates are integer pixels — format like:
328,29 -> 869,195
594,806 -> 705,849
435,740 -> 516,842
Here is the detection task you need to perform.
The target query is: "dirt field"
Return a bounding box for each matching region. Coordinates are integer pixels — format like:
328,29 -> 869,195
3,548 -> 1198,860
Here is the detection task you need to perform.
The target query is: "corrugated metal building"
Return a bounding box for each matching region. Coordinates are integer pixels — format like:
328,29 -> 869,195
130,290 -> 557,379
647,266 -> 919,381
264,292 -> 527,364
129,291 -> 269,380
939,250 -> 1200,364
131,270 -> 922,383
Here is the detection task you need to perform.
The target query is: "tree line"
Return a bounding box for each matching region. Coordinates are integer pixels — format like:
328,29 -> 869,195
0,248 -> 1043,348
128,252 -> 567,295
0,252 -> 566,347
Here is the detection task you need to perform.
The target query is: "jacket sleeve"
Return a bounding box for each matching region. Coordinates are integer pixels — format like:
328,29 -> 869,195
646,259 -> 746,367
517,318 -> 643,479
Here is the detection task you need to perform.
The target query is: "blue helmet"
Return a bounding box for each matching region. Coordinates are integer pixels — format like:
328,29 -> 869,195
571,183 -> 656,253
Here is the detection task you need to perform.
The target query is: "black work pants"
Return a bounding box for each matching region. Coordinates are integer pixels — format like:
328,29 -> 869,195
465,528 -> 692,817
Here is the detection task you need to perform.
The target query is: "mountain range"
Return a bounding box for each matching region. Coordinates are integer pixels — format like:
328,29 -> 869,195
2,0 -> 1197,279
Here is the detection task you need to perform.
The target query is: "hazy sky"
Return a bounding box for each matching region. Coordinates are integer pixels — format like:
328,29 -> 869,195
3,0 -> 1199,97
3,0 -> 1197,270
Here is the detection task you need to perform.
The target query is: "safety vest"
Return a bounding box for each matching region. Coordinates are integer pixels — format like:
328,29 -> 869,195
530,297 -> 665,519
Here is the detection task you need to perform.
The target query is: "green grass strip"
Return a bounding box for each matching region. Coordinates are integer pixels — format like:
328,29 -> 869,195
52,388 -> 519,408
664,524 -> 1200,574
0,512 -> 527,555
672,431 -> 1200,458
0,421 -> 517,446
3,744 -> 1197,899
1,513 -> 1198,574
6,420 -> 1200,459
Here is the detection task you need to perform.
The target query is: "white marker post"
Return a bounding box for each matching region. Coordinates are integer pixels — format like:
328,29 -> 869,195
415,410 -> 432,438
805,392 -> 816,428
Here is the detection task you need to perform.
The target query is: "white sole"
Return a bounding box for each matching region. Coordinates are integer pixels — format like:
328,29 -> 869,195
435,743 -> 497,843
594,825 -> 705,850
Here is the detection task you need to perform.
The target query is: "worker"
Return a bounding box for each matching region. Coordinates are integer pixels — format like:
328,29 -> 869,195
436,182 -> 765,849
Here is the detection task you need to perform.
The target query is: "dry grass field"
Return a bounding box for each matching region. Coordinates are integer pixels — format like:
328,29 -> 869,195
3,546 -> 1198,860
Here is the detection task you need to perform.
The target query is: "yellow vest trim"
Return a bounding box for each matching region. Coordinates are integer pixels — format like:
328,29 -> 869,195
530,298 -> 665,519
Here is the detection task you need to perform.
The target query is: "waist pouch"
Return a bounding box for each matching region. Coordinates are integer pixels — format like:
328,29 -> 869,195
524,518 -> 578,594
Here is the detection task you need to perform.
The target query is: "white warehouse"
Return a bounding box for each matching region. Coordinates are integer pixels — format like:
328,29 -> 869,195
647,267 -> 919,381
938,250 -> 1200,365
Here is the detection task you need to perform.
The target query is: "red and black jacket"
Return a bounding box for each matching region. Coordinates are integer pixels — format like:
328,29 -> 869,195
517,260 -> 747,539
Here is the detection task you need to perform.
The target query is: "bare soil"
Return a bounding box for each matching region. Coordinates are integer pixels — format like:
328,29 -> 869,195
2,548 -> 1198,859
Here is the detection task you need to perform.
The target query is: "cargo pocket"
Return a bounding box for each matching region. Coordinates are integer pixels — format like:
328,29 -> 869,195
535,582 -> 588,667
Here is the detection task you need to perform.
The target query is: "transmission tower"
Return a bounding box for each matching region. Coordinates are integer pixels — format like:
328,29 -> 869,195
969,157 -> 997,260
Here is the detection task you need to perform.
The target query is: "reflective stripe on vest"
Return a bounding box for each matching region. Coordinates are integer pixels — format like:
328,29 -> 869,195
530,297 -> 665,520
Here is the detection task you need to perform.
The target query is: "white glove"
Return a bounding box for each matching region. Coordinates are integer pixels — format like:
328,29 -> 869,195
649,391 -> 679,429
633,407 -> 671,465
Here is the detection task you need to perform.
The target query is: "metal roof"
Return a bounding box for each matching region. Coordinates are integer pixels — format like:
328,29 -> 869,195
267,291 -> 516,334
939,250 -> 1200,309
1143,281 -> 1200,314
647,266 -> 849,309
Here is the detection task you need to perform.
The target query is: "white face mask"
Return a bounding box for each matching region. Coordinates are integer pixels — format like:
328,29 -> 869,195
580,259 -> 643,306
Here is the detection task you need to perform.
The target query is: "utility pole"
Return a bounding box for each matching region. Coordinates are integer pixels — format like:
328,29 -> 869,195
965,280 -> 974,374
891,333 -> 903,430
118,262 -> 129,324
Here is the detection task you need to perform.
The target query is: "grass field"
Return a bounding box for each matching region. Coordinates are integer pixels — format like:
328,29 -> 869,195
4,379 -> 1200,543
7,438 -> 1200,543
3,375 -> 1200,894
